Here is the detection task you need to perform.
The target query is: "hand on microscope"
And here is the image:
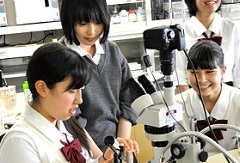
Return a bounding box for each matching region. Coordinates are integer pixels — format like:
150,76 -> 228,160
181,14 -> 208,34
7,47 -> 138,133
103,136 -> 139,163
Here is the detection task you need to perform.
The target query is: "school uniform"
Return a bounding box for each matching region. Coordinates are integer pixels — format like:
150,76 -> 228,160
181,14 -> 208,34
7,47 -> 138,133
176,13 -> 240,88
175,84 -> 240,156
0,104 -> 96,163
60,37 -> 137,152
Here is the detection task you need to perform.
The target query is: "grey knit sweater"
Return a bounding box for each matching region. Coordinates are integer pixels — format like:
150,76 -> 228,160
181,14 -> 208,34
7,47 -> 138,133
67,40 -> 138,152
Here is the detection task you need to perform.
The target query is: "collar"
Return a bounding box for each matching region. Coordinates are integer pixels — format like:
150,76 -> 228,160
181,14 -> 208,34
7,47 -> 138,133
210,84 -> 229,119
208,13 -> 222,35
23,104 -> 72,145
62,37 -> 104,57
62,37 -> 104,64
187,13 -> 222,37
189,90 -> 209,119
189,83 -> 228,120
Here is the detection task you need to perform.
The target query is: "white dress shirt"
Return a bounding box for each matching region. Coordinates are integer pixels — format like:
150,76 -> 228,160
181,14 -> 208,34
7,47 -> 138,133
175,84 -> 240,156
176,13 -> 240,88
63,37 -> 104,65
0,104 -> 97,163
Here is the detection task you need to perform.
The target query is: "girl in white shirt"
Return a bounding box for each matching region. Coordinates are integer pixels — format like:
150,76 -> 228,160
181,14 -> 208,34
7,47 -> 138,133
0,43 -> 139,163
176,40 -> 240,156
176,0 -> 240,92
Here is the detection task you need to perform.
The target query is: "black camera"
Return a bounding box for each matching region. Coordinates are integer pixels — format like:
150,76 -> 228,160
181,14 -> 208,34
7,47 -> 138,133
143,24 -> 185,51
143,24 -> 185,78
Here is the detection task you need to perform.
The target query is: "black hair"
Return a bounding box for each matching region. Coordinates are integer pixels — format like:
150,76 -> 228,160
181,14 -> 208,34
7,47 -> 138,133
27,42 -> 92,152
27,42 -> 91,100
184,0 -> 222,17
60,0 -> 110,45
187,40 -> 224,70
63,116 -> 91,154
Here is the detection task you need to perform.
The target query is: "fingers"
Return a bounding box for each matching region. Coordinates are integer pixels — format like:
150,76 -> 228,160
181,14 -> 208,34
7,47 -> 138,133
116,137 -> 139,153
132,140 -> 139,153
104,148 -> 114,160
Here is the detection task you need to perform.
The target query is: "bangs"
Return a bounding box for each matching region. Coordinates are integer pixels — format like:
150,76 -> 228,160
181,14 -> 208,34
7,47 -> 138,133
187,45 -> 218,70
67,71 -> 91,91
61,0 -> 110,45
74,2 -> 104,24
66,56 -> 92,90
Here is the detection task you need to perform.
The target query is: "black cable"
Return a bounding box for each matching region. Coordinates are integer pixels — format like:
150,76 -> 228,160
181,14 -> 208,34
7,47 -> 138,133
142,51 -> 187,132
150,70 -> 187,133
0,35 -> 11,47
26,32 -> 33,44
1,32 -> 53,47
174,63 -> 191,119
183,49 -> 218,142
36,33 -> 53,43
183,49 -> 230,163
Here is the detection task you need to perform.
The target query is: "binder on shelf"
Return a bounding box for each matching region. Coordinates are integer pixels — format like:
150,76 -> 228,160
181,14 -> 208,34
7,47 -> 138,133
0,0 -> 7,27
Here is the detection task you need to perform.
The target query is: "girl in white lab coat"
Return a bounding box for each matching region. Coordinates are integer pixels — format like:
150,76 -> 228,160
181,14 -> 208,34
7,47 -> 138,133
0,43 -> 138,163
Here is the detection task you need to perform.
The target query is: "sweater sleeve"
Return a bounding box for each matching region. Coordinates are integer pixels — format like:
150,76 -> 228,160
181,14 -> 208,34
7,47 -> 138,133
117,45 -> 138,125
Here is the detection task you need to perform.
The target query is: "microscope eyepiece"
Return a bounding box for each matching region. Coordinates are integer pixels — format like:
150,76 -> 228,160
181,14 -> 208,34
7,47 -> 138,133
138,75 -> 156,95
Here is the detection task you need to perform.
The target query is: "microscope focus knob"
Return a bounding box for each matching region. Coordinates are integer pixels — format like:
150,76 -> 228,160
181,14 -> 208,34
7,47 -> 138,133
198,151 -> 208,162
170,143 -> 185,159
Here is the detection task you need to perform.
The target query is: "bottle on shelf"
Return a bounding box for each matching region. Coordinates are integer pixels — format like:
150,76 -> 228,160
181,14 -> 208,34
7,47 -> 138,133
111,5 -> 120,24
22,81 -> 32,102
136,6 -> 146,22
119,9 -> 129,24
128,9 -> 137,23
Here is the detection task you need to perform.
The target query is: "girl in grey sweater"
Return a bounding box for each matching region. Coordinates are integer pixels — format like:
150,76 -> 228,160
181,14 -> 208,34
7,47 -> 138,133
60,0 -> 138,153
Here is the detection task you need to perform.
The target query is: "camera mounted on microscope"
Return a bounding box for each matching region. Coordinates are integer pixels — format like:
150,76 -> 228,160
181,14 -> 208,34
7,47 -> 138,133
143,24 -> 185,81
143,24 -> 185,51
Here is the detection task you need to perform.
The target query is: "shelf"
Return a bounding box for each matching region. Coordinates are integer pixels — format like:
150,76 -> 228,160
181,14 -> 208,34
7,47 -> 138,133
109,21 -> 147,40
4,72 -> 26,79
0,21 -> 62,35
0,19 -> 182,42
107,0 -> 144,5
0,44 -> 43,59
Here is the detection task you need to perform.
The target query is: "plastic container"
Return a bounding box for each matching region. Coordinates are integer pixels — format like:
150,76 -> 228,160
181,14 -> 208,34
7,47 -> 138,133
136,7 -> 146,22
22,81 -> 32,102
111,5 -> 120,24
119,10 -> 129,23
128,9 -> 137,23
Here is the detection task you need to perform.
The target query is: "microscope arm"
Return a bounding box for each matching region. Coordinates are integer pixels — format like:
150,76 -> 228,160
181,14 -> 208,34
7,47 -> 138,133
200,124 -> 240,135
159,131 -> 238,163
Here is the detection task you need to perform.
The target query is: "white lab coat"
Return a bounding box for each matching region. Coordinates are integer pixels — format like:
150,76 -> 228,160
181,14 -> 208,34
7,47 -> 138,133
175,84 -> 240,156
0,104 -> 96,163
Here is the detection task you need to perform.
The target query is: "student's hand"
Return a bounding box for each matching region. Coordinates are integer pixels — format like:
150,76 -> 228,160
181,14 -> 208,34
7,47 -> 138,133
115,137 -> 139,153
103,137 -> 139,163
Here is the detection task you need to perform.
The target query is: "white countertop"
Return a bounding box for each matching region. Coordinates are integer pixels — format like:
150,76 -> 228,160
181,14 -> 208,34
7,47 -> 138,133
207,149 -> 240,162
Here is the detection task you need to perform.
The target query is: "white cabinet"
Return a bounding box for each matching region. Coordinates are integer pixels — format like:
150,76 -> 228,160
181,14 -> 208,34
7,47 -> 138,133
2,1 -> 239,41
0,0 -> 185,41
107,0 -> 184,40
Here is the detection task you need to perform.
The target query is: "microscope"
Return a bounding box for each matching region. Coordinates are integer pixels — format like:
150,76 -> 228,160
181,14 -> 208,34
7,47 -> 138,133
129,24 -> 209,162
128,23 -> 240,163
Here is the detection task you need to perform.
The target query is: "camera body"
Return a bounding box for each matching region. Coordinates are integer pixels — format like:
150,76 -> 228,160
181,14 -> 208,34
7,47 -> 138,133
143,24 -> 185,51
143,24 -> 185,77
